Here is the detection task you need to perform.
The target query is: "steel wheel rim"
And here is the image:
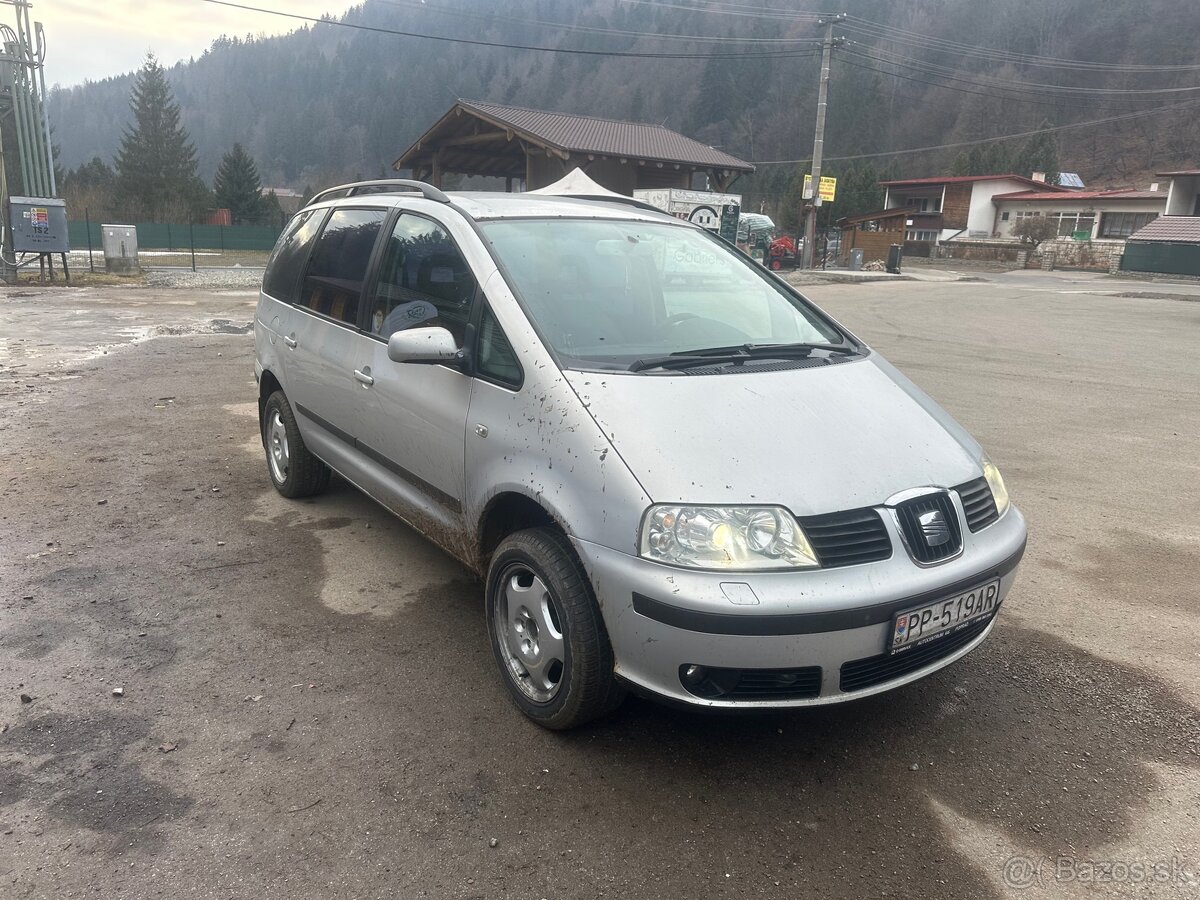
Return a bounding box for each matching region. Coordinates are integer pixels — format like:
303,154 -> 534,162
494,564 -> 566,704
267,410 -> 289,484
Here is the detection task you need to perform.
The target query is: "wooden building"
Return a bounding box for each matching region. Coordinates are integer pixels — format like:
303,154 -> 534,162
838,208 -> 915,263
392,99 -> 754,195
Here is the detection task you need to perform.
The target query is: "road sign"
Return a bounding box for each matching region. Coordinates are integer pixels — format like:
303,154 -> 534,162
802,175 -> 838,203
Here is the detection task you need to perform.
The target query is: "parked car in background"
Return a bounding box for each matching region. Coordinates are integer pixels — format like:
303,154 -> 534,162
255,179 -> 1027,729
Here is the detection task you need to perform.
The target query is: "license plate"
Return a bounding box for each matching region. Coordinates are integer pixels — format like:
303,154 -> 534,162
889,579 -> 1001,655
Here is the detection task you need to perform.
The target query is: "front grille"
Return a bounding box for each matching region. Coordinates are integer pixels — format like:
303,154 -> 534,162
955,477 -> 999,532
800,508 -> 892,568
893,492 -> 962,565
839,615 -> 993,692
682,665 -> 822,701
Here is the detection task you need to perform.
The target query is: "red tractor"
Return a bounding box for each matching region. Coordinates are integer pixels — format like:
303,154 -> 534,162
767,235 -> 800,271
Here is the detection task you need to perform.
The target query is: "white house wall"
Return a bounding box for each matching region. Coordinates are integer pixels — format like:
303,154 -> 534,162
1165,175 -> 1200,215
966,179 -> 1032,236
992,198 -> 1166,239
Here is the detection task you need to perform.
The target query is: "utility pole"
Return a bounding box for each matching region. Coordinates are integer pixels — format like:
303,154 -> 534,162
801,13 -> 845,269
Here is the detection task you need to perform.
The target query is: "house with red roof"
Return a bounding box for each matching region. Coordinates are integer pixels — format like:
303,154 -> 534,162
879,174 -> 1071,243
990,188 -> 1167,241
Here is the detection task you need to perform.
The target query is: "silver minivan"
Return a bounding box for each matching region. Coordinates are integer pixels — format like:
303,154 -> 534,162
254,179 -> 1027,729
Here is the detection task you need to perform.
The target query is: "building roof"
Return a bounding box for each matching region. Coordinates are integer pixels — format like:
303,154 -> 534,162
1127,216 -> 1200,244
992,189 -> 1166,202
880,174 -> 1072,191
1155,169 -> 1200,177
394,99 -> 754,174
837,207 -> 917,226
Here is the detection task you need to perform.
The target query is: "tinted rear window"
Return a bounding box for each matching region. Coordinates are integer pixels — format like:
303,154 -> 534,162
263,210 -> 321,301
299,208 -> 388,326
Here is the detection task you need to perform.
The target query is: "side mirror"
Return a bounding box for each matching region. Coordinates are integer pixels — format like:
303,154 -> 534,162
386,326 -> 462,364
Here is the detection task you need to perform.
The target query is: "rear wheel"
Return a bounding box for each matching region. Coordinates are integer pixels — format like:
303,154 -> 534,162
486,528 -> 624,729
262,390 -> 330,498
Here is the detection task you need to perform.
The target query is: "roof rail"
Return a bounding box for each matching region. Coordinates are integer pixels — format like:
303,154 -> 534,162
580,194 -> 670,215
308,179 -> 450,206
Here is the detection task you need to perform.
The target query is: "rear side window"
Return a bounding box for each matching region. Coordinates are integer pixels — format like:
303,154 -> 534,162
263,210 -> 320,301
299,208 -> 388,326
368,214 -> 477,343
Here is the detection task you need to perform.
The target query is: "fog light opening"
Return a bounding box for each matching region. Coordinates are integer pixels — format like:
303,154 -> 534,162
681,664 -> 707,686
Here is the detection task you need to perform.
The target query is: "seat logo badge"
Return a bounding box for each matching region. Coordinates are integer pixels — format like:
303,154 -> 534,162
918,510 -> 951,547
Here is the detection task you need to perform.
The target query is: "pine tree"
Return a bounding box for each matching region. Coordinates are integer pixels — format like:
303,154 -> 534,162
114,54 -> 201,221
259,190 -> 284,228
1013,129 -> 1060,184
214,143 -> 265,225
949,151 -> 973,177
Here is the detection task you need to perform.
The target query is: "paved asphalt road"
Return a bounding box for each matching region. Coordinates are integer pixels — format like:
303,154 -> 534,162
2,272 -> 1198,898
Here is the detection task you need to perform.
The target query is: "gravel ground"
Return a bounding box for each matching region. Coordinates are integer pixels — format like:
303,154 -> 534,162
141,267 -> 265,290
2,272 -> 1199,898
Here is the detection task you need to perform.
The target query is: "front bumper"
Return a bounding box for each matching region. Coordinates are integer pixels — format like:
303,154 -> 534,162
573,506 -> 1027,708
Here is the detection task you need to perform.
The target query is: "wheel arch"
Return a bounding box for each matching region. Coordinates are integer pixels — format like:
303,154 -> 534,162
257,369 -> 284,443
477,491 -> 565,571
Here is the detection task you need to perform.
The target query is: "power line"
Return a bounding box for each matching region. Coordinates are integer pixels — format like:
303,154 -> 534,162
841,48 -> 1200,108
619,1 -> 1200,73
198,0 -> 826,60
373,0 -> 822,45
751,97 -> 1200,164
838,53 -> 1094,108
617,0 -> 818,22
843,18 -> 1200,73
848,45 -> 1200,98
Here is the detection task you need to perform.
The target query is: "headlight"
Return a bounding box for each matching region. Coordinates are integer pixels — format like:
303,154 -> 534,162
639,505 -> 819,570
981,456 -> 1010,517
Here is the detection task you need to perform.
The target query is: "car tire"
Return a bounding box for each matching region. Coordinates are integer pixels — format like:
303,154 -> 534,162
486,527 -> 625,729
262,390 -> 330,499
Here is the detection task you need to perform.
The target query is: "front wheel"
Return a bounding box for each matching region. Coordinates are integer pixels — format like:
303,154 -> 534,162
486,528 -> 624,729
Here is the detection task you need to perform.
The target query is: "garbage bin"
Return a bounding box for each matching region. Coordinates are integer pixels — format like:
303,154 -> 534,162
849,248 -> 864,271
886,243 -> 903,274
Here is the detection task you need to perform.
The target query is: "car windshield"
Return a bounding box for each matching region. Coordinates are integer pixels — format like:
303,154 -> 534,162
480,218 -> 846,371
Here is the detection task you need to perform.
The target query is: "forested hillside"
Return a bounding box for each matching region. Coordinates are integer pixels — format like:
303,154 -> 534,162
50,0 -> 1200,219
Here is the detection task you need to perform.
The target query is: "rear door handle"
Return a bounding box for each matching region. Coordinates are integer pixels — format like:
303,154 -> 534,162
353,368 -> 374,387
283,335 -> 298,349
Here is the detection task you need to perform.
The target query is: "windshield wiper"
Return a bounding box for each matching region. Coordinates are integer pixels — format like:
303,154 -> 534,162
629,342 -> 855,372
691,342 -> 856,358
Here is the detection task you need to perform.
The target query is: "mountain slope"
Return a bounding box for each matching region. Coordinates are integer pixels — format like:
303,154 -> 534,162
49,0 -> 1200,202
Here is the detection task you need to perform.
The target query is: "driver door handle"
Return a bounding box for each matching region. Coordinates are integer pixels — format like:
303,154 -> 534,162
353,368 -> 374,387
283,335 -> 298,349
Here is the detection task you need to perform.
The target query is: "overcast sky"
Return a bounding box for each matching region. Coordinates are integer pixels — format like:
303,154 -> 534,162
39,1 -> 358,88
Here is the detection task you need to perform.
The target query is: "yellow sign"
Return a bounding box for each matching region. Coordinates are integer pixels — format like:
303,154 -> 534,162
803,174 -> 838,203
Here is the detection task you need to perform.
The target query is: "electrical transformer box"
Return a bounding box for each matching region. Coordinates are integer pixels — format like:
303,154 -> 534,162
101,224 -> 140,275
9,196 -> 68,253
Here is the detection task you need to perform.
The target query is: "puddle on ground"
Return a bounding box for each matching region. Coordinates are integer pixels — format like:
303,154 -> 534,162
245,489 -> 465,618
934,762 -> 1200,896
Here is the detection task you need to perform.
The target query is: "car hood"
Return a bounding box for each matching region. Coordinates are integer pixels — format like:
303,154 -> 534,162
564,355 -> 983,516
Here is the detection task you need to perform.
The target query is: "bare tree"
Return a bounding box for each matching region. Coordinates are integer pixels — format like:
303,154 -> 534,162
1012,216 -> 1059,248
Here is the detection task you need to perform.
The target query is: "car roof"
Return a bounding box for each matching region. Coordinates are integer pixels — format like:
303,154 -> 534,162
304,190 -> 686,226
448,192 -> 678,223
